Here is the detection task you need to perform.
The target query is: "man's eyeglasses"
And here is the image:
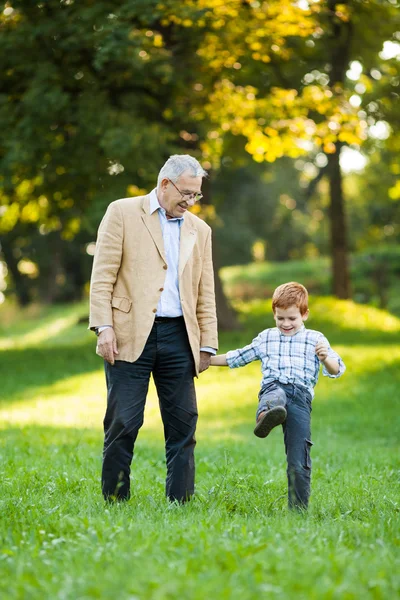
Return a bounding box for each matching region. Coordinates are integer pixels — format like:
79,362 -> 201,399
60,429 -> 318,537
168,179 -> 203,204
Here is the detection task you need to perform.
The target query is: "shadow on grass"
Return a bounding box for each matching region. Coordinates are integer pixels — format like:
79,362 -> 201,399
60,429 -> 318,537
2,300 -> 399,412
0,339 -> 102,406
0,301 -> 88,341
310,358 -> 400,446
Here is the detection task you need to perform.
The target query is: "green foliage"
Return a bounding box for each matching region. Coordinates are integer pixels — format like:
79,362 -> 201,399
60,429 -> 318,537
346,149 -> 400,251
0,299 -> 399,598
353,245 -> 400,313
1,0 -> 400,305
213,156 -> 319,265
0,0 -> 192,302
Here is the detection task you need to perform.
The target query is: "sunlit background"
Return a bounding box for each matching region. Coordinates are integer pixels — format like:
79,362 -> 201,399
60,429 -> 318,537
0,0 -> 399,317
1,4 -> 400,598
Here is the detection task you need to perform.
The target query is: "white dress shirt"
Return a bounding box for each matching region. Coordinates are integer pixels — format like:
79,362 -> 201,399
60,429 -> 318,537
149,188 -> 183,317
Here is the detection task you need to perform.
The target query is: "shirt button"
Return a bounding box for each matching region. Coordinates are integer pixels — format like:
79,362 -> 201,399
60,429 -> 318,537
153,308 -> 157,313
159,288 -> 164,292
163,265 -> 168,270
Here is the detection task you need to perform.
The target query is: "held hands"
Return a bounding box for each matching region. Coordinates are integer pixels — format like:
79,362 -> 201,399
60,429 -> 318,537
97,327 -> 119,365
98,333 -> 211,370
315,340 -> 329,362
199,351 -> 212,373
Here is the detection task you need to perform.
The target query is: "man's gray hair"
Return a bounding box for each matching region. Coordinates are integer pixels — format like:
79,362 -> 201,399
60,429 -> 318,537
157,155 -> 208,188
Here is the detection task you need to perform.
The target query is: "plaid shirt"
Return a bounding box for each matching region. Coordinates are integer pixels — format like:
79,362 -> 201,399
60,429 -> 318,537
226,325 -> 345,398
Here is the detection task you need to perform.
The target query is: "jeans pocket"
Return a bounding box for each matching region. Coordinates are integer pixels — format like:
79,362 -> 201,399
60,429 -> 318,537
296,388 -> 312,412
304,439 -> 313,469
258,381 -> 277,399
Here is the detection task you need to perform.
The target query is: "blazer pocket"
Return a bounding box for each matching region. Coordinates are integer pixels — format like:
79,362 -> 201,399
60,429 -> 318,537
111,296 -> 132,313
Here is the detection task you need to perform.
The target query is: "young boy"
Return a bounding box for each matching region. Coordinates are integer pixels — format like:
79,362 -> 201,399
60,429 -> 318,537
210,282 -> 345,510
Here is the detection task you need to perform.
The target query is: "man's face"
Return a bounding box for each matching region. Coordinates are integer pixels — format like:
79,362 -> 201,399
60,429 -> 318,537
158,171 -> 203,218
273,305 -> 309,336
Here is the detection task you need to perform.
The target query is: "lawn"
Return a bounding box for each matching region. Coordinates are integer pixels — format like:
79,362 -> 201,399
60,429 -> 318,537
0,298 -> 399,599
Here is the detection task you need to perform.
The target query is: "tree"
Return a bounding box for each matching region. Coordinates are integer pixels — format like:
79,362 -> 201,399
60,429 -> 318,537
0,0 -> 323,322
194,0 -> 400,298
0,0 -> 205,302
1,0 -> 399,315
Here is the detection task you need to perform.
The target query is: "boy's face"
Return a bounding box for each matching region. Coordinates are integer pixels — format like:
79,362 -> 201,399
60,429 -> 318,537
274,305 -> 309,336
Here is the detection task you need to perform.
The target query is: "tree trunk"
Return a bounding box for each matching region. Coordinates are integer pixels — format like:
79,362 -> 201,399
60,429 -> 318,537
201,175 -> 240,331
1,236 -> 32,306
327,0 -> 352,299
327,143 -> 351,298
39,249 -> 63,304
212,237 -> 241,331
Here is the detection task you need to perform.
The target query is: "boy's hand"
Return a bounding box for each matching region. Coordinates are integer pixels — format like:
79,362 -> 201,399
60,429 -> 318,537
315,341 -> 329,362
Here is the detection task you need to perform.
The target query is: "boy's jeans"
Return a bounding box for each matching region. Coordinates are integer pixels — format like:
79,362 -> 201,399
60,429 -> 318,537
257,381 -> 313,510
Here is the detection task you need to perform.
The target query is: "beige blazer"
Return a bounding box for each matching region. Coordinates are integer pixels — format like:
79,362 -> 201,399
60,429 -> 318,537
89,194 -> 218,375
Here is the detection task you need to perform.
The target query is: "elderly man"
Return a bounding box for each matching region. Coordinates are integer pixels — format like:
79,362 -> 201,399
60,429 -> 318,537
89,154 -> 218,503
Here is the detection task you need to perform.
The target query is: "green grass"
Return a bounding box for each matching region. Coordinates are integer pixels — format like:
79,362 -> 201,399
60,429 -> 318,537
221,257 -> 331,301
0,299 -> 399,599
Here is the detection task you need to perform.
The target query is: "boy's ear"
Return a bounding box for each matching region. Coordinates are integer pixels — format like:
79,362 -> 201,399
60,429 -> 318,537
302,309 -> 309,322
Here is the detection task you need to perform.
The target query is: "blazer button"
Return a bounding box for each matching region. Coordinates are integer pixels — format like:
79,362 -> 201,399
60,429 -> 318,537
163,265 -> 168,270
153,308 -> 157,313
159,288 -> 164,292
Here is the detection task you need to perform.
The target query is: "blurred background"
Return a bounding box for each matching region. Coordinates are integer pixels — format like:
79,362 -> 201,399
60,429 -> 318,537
1,0 -> 399,326
1,5 -> 400,596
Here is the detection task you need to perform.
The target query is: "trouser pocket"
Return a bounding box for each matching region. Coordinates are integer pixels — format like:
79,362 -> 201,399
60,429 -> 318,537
304,438 -> 313,469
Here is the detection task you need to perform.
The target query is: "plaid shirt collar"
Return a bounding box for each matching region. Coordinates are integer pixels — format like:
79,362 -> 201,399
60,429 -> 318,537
278,323 -> 306,338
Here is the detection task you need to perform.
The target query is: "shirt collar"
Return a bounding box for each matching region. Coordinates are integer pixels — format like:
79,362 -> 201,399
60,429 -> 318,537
279,324 -> 306,337
149,188 -> 184,222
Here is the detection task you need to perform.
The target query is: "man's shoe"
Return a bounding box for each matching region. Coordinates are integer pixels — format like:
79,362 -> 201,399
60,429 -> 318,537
254,406 -> 287,438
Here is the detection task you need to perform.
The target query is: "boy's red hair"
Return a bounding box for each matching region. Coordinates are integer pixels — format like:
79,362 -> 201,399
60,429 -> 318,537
272,282 -> 309,315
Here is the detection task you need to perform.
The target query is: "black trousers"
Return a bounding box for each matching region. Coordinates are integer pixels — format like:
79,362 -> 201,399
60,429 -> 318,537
101,317 -> 198,502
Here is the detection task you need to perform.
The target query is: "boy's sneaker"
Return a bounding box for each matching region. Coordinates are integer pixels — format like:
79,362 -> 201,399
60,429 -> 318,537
254,406 -> 287,438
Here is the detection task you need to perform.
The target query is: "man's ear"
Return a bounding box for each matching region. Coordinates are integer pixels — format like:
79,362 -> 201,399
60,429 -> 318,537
302,309 -> 309,322
160,178 -> 169,191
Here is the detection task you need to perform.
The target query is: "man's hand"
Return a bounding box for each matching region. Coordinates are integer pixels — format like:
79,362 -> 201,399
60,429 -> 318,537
97,327 -> 119,365
199,351 -> 212,374
315,340 -> 329,362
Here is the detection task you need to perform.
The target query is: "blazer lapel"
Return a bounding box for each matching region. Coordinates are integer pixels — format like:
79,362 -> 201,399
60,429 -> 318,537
141,196 -> 166,263
179,217 -> 197,277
